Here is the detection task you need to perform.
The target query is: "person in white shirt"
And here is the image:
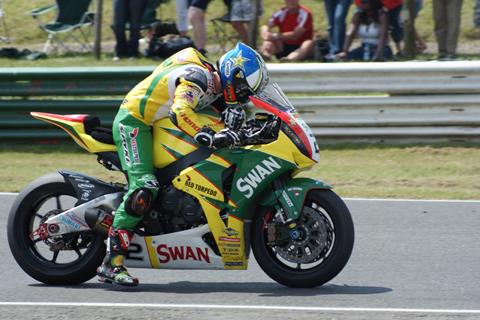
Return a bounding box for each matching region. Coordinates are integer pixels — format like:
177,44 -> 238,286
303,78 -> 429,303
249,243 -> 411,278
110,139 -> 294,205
336,0 -> 392,61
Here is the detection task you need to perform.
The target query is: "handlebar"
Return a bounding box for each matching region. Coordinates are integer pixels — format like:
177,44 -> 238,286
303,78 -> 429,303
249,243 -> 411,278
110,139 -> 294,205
238,113 -> 281,146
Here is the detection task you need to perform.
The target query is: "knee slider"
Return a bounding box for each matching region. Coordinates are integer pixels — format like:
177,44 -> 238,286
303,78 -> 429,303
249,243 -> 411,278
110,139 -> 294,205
125,188 -> 154,217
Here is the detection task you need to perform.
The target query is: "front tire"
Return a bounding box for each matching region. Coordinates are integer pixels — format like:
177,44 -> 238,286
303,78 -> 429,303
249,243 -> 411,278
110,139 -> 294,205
7,173 -> 106,285
252,189 -> 354,288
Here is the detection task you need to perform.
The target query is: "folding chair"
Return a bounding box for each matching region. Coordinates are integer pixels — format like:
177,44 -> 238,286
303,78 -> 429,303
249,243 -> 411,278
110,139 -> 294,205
210,14 -> 239,54
29,0 -> 94,54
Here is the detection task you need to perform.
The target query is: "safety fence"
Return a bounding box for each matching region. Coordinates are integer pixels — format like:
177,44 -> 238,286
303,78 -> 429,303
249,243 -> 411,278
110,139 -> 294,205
1,60 -> 480,143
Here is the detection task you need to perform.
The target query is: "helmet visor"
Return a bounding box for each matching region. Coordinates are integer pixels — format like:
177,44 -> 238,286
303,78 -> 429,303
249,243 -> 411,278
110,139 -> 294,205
232,70 -> 254,104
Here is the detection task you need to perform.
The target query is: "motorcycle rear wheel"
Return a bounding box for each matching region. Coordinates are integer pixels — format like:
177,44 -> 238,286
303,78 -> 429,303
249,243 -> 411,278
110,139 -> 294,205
7,173 -> 106,285
252,189 -> 354,288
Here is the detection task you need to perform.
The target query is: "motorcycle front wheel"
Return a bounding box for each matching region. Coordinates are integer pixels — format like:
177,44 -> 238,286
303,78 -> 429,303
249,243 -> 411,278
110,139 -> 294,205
252,189 -> 354,288
7,173 -> 106,285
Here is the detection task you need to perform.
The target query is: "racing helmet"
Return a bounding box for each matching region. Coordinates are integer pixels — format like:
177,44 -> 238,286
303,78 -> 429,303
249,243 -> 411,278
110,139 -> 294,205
217,42 -> 269,106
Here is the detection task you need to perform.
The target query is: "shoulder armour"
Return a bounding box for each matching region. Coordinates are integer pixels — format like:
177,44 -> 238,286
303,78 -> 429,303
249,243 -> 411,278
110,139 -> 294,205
182,67 -> 208,92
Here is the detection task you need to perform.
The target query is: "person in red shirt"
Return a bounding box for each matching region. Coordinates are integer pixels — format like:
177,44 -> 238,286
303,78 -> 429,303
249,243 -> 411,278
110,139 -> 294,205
259,0 -> 314,62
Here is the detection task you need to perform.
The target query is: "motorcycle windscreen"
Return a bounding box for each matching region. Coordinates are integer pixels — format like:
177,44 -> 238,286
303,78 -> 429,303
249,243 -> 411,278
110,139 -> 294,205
249,83 -> 320,163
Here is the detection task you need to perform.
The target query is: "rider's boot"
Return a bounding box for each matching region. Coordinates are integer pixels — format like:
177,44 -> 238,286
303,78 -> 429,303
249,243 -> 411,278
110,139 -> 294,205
97,227 -> 139,286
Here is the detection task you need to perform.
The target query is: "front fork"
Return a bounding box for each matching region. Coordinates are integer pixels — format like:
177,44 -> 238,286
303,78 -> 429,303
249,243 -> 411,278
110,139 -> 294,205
259,177 -> 332,245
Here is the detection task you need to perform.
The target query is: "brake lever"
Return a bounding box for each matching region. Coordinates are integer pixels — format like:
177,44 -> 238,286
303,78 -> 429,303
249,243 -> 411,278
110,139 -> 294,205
239,116 -> 280,146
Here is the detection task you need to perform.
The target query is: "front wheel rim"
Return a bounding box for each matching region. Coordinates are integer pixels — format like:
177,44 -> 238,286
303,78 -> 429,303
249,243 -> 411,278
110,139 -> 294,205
265,202 -> 335,271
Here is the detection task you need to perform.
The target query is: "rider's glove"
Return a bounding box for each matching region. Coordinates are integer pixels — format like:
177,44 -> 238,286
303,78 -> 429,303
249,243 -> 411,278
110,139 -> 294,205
213,128 -> 243,148
221,106 -> 245,131
194,126 -> 243,149
194,126 -> 216,147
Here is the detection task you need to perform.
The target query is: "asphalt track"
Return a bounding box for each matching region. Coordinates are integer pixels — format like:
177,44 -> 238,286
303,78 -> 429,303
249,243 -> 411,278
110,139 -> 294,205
0,193 -> 479,320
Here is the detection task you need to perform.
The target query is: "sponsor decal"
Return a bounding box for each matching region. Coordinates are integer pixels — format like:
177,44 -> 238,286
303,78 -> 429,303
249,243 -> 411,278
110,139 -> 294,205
224,227 -> 239,237
59,214 -> 81,230
281,191 -> 294,208
130,128 -> 139,138
224,60 -> 232,77
130,127 -> 140,164
119,124 -> 131,166
181,90 -> 196,104
236,157 -> 281,199
219,237 -> 240,242
121,98 -> 129,106
225,261 -> 244,267
287,187 -> 303,197
71,175 -> 90,184
287,187 -> 303,192
118,230 -> 131,249
179,112 -> 202,132
81,190 -> 91,201
77,183 -> 95,189
157,244 -> 211,264
223,243 -> 241,247
185,180 -> 218,196
219,231 -> 241,258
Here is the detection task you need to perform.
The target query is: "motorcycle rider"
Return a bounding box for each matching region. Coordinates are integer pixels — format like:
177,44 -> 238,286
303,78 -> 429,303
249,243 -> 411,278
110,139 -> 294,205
97,42 -> 269,286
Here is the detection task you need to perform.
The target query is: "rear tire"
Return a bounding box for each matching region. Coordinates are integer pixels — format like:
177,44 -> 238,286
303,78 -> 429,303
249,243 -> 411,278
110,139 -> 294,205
7,173 -> 106,285
252,189 -> 354,288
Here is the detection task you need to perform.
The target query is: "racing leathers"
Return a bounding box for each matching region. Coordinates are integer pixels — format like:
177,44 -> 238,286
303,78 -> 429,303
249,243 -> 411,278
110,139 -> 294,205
98,48 -> 227,286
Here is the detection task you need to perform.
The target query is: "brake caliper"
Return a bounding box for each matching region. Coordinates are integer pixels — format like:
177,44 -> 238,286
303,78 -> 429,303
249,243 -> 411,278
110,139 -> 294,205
31,223 -> 49,241
266,222 -> 292,246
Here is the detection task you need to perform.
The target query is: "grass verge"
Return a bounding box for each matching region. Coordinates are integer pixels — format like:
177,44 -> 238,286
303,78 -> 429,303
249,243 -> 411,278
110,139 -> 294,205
1,142 -> 479,200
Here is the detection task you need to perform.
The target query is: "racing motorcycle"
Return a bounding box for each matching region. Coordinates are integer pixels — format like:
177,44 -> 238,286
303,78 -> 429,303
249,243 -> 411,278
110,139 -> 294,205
7,83 -> 354,288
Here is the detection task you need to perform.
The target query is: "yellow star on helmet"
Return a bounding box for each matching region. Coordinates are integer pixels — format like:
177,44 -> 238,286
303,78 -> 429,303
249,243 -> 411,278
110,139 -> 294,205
231,51 -> 250,68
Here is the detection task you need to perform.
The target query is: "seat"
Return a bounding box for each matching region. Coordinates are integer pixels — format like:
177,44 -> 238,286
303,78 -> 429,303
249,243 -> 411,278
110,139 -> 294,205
29,0 -> 94,54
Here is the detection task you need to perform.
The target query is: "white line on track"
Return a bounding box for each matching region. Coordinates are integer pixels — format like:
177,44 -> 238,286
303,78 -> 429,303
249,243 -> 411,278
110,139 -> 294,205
0,192 -> 18,196
0,302 -> 479,314
344,197 -> 480,203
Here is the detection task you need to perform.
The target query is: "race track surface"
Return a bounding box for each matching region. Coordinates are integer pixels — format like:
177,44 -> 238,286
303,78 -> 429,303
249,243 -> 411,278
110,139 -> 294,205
1,194 -> 479,320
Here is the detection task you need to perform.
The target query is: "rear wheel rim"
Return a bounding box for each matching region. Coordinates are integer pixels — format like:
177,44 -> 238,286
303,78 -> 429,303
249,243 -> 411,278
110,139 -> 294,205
26,192 -> 99,269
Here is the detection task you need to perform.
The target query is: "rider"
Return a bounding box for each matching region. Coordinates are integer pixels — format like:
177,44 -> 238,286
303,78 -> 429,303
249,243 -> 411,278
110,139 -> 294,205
97,42 -> 269,286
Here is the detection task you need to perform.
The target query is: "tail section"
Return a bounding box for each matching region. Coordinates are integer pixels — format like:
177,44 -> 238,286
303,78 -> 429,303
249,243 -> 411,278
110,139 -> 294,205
31,112 -> 116,153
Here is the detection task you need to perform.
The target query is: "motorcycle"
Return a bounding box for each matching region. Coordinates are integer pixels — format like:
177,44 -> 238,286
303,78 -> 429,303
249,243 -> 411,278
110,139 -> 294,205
7,82 -> 354,288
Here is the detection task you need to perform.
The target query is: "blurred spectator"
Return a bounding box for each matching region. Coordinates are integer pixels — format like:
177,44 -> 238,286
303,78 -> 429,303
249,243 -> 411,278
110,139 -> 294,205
176,0 -> 189,36
383,0 -> 403,55
433,0 -> 463,60
188,0 -> 211,56
337,0 -> 392,61
222,0 -> 263,45
259,0 -> 314,62
474,0 -> 480,28
355,0 -> 403,55
324,0 -> 352,60
112,0 -> 147,59
413,0 -> 426,53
